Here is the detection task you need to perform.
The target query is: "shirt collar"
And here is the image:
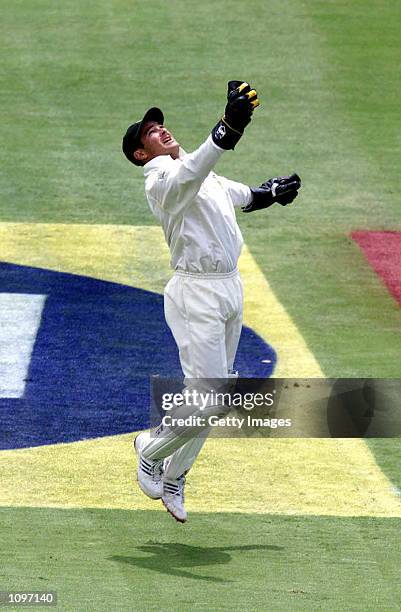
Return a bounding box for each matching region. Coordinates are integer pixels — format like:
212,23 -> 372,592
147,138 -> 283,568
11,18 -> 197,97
143,147 -> 187,178
143,154 -> 176,178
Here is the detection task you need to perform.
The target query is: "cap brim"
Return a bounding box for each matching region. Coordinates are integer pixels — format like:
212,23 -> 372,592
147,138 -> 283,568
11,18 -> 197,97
138,107 -> 164,141
141,107 -> 164,126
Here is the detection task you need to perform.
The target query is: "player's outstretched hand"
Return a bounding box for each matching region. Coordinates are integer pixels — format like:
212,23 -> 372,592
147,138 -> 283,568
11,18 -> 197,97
242,173 -> 301,213
212,80 -> 259,151
225,81 -> 259,132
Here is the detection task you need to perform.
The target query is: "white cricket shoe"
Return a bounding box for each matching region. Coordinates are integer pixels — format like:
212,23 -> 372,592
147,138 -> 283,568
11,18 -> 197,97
133,432 -> 163,500
162,474 -> 187,523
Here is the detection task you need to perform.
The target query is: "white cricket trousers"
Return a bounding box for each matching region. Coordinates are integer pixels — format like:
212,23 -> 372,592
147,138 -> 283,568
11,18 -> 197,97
142,269 -> 243,479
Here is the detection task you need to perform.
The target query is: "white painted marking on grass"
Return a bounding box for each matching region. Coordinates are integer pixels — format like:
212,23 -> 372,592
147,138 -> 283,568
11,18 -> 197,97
0,293 -> 47,398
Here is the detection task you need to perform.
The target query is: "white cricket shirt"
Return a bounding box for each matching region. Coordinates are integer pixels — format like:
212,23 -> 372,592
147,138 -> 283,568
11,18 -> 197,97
143,135 -> 252,274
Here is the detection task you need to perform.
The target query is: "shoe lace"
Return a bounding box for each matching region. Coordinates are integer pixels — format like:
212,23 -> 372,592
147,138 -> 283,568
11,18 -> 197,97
140,457 -> 163,482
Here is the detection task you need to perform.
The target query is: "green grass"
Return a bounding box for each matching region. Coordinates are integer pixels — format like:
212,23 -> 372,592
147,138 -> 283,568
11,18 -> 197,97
1,507 -> 401,611
367,439 -> 401,495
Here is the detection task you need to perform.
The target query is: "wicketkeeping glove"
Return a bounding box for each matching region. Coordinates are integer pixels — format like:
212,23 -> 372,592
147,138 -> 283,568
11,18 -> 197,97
242,173 -> 302,213
212,80 -> 260,150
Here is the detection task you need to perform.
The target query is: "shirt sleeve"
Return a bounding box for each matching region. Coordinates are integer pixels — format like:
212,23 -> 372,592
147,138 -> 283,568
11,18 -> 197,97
147,135 -> 225,215
215,175 -> 252,208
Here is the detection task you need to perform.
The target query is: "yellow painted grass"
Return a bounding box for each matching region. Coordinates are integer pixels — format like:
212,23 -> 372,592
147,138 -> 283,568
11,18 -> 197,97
1,434 -> 400,517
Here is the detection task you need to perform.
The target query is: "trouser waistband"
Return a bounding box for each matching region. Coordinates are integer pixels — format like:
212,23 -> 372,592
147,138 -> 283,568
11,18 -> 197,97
174,268 -> 239,279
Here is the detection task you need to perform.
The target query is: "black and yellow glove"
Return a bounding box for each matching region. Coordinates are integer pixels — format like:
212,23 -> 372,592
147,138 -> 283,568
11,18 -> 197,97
212,80 -> 260,150
242,173 -> 302,212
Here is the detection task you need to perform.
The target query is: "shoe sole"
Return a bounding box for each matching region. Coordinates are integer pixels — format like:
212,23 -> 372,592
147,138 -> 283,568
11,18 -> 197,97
133,433 -> 162,500
162,497 -> 187,524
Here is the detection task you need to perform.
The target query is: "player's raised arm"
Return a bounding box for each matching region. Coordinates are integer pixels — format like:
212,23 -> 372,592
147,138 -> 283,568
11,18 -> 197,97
146,81 -> 260,214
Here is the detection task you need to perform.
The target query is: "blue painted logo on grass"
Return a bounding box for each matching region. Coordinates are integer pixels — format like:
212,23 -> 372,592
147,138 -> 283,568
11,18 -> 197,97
0,263 -> 276,449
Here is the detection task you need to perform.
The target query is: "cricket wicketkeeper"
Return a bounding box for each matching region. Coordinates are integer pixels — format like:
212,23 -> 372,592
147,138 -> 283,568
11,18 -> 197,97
122,80 -> 301,523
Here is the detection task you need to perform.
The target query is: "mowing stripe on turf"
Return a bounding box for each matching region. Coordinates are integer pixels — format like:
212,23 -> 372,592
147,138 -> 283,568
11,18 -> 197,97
0,222 -> 322,376
1,434 -> 401,517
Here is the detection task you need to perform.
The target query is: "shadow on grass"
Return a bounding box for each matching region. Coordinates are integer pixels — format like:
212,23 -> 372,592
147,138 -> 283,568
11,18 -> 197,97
110,542 -> 283,582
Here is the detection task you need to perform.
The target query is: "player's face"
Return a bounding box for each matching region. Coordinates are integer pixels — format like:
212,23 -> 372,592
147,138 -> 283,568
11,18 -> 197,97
136,121 -> 180,163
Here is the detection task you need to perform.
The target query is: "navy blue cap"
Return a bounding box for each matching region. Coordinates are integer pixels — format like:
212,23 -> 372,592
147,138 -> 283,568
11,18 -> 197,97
122,107 -> 164,166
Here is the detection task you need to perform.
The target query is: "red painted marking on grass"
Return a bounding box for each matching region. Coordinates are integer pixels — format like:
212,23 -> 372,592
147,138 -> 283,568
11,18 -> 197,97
351,231 -> 401,306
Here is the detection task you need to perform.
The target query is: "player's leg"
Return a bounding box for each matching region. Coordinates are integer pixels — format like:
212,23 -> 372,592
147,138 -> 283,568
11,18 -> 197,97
225,273 -> 244,374
166,274 -> 230,379
137,272 -> 244,519
163,433 -> 208,480
161,432 -> 209,523
139,274 -> 234,522
142,274 -> 229,463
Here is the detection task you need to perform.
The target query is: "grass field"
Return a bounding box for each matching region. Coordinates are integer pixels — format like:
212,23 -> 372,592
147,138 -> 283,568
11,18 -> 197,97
1,0 -> 401,610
